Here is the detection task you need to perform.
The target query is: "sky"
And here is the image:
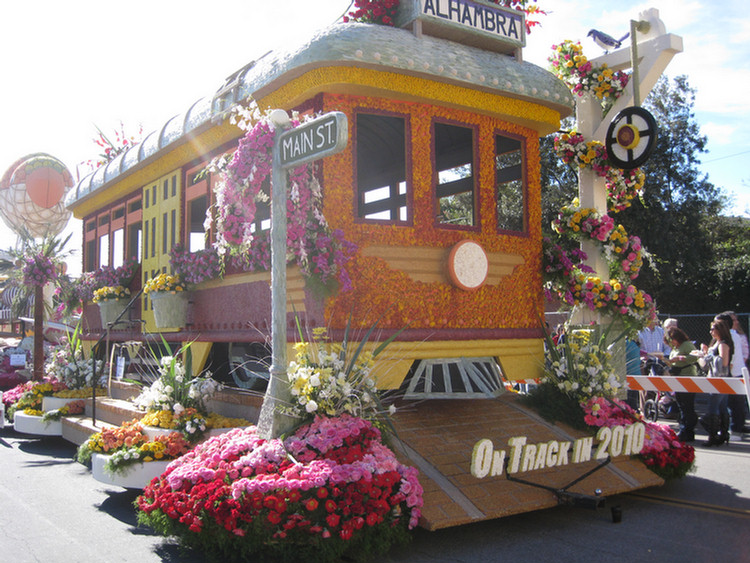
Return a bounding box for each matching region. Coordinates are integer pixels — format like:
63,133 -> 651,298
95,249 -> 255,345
1,0 -> 748,271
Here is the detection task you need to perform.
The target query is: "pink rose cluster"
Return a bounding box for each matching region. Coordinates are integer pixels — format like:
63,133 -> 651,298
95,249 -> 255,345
581,397 -> 695,479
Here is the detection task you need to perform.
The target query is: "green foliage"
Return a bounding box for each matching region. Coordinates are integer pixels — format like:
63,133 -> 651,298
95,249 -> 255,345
541,116 -> 578,233
137,506 -> 411,563
75,442 -> 94,466
520,383 -> 588,431
702,215 -> 750,311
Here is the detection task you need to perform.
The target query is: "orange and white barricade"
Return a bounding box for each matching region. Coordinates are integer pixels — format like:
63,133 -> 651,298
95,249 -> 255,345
626,367 -> 750,410
505,378 -> 540,392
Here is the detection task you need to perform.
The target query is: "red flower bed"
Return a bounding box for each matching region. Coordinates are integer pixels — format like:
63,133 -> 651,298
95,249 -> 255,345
136,415 -> 422,562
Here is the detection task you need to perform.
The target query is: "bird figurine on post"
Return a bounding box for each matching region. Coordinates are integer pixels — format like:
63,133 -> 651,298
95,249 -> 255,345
587,29 -> 630,52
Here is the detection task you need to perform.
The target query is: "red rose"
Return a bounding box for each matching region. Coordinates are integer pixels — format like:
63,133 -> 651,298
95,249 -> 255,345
366,512 -> 380,527
267,511 -> 282,525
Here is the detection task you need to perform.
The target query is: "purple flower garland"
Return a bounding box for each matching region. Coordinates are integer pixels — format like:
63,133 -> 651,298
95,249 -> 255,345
214,115 -> 357,291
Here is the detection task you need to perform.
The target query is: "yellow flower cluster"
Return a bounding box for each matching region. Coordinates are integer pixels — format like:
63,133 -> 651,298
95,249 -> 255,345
86,433 -> 105,453
609,225 -> 628,254
140,441 -> 166,462
143,273 -> 186,294
141,409 -> 176,429
204,412 -> 251,429
23,408 -> 44,416
54,388 -> 106,398
93,285 -> 130,303
31,383 -> 55,396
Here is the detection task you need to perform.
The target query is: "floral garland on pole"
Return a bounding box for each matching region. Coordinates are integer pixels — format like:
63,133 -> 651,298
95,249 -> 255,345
549,40 -> 630,103
210,107 -> 357,293
554,132 -> 645,212
547,201 -> 655,330
544,39 -> 657,332
22,253 -> 58,288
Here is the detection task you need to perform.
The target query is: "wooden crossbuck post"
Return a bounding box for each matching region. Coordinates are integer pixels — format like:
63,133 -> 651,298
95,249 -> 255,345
256,110 -> 348,440
573,9 -> 682,326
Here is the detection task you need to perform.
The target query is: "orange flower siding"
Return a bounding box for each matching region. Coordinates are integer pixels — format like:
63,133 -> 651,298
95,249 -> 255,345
321,93 -> 542,332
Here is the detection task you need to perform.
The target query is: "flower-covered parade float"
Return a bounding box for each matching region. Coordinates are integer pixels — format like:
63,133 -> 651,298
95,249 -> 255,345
46,0 -> 691,540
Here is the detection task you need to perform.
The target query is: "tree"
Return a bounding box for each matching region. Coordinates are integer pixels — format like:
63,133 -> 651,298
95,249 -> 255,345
540,116 -> 577,231
615,75 -> 728,312
703,215 -> 750,311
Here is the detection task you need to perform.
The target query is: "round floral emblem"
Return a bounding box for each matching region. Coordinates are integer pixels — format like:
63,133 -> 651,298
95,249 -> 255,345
447,240 -> 488,291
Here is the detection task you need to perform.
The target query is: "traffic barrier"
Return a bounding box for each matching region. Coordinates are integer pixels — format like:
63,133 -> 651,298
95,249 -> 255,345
508,368 -> 750,409
627,367 -> 750,409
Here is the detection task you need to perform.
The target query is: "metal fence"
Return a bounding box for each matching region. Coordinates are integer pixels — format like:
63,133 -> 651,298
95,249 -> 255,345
545,311 -> 749,347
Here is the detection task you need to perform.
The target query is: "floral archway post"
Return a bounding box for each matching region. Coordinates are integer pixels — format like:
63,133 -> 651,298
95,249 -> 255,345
551,9 -> 683,327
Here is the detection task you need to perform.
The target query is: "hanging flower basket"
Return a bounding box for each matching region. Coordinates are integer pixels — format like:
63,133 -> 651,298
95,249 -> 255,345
98,298 -> 129,327
150,291 -> 189,329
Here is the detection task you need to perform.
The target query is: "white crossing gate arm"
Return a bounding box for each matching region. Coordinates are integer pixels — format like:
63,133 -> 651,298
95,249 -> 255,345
626,374 -> 750,412
507,373 -> 750,412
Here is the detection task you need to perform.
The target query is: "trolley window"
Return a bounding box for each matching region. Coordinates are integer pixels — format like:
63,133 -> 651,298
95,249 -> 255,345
434,122 -> 476,227
355,112 -> 409,223
495,133 -> 525,234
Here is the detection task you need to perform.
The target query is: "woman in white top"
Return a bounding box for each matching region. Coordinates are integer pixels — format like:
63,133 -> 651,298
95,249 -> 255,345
697,320 -> 734,446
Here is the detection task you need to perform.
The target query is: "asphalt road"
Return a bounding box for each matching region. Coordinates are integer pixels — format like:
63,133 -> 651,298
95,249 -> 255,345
1,421 -> 749,563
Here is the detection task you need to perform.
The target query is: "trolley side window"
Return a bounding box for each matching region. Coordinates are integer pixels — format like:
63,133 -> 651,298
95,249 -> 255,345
185,166 -> 211,252
250,177 -> 271,234
495,133 -> 525,234
434,122 -> 476,227
355,113 -> 409,223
